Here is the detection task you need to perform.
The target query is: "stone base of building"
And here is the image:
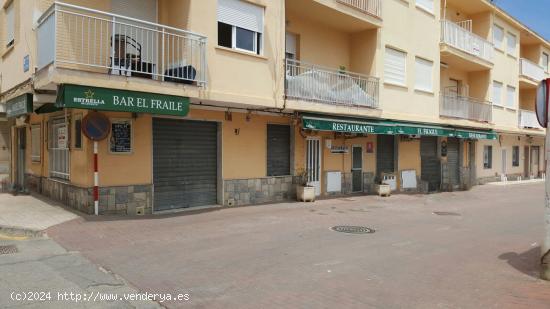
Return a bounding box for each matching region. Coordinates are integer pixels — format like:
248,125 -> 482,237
223,176 -> 298,206
24,174 -> 152,215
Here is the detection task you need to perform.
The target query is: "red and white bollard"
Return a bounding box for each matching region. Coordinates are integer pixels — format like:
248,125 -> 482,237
94,141 -> 99,215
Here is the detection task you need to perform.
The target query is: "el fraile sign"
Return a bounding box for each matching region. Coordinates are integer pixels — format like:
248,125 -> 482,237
56,84 -> 190,116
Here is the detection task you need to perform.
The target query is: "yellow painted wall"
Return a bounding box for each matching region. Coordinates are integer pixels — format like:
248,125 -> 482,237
398,138 -> 421,177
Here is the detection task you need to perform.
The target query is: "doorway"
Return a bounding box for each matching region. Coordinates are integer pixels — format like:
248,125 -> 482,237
531,146 -> 540,177
524,146 -> 530,178
16,127 -> 26,192
352,145 -> 363,193
501,148 -> 507,175
306,138 -> 321,196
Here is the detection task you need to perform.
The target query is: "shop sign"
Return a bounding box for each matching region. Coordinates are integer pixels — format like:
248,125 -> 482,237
57,84 -> 190,116
6,93 -> 33,118
303,118 -> 394,135
330,145 -> 349,154
454,130 -> 497,140
366,142 -> 374,153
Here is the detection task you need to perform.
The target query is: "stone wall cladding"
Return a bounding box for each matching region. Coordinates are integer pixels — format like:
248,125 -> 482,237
224,176 -> 297,206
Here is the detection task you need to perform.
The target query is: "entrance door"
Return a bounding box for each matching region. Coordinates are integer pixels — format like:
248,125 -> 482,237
531,146 -> 540,177
376,135 -> 395,178
153,118 -> 218,211
447,138 -> 460,188
16,127 -> 26,191
421,136 -> 441,191
501,149 -> 507,175
306,138 -> 321,196
524,146 -> 530,178
352,146 -> 363,192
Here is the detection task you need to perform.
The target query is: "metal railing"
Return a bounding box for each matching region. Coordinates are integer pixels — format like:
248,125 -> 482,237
440,94 -> 492,123
519,109 -> 543,129
336,0 -> 382,18
440,20 -> 494,63
285,59 -> 379,108
37,2 -> 207,86
519,58 -> 545,82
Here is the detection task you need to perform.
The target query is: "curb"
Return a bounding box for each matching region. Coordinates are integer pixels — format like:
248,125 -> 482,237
0,225 -> 45,239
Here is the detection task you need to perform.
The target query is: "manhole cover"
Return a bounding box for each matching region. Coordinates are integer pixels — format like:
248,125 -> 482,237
0,245 -> 18,255
433,211 -> 461,216
331,226 -> 375,234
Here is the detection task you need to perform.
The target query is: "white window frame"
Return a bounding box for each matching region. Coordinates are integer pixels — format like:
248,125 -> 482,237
506,85 -> 516,109
492,81 -> 503,107
415,0 -> 434,14
232,26 -> 261,54
384,47 -> 407,87
31,124 -> 41,163
5,1 -> 15,48
493,24 -> 504,50
506,32 -> 517,56
414,57 -> 433,92
285,32 -> 297,60
49,117 -> 70,180
217,0 -> 264,55
542,52 -> 549,72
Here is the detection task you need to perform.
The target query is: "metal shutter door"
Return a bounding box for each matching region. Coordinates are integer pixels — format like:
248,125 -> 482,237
447,138 -> 460,186
421,136 -> 440,191
376,135 -> 395,177
267,124 -> 290,176
153,119 -> 218,211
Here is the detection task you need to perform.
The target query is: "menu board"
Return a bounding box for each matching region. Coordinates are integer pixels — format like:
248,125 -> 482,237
110,120 -> 132,153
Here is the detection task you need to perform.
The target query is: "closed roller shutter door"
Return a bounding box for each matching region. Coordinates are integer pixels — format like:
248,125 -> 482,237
376,135 -> 395,177
267,124 -> 290,176
153,119 -> 218,211
447,138 -> 460,187
421,136 -> 440,192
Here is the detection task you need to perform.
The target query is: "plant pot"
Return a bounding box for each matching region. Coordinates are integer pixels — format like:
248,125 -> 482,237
297,185 -> 316,202
376,184 -> 391,197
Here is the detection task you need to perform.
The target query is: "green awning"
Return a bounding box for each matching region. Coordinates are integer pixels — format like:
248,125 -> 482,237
301,115 -> 497,140
34,103 -> 62,114
56,84 -> 190,116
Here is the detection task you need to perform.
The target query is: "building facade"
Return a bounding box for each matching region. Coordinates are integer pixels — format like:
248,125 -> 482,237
0,0 -> 546,215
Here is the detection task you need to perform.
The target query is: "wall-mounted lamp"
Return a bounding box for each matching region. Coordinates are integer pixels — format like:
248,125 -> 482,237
225,110 -> 232,121
234,128 -> 240,135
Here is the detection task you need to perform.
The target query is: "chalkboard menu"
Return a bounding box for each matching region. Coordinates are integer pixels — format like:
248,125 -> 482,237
110,120 -> 132,153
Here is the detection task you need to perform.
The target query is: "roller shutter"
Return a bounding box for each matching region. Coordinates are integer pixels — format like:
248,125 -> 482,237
153,119 -> 218,211
421,136 -> 440,192
376,135 -> 395,177
267,124 -> 290,176
447,138 -> 460,187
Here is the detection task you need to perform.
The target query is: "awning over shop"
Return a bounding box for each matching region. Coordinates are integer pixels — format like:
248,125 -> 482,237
56,84 -> 190,116
34,103 -> 62,114
6,93 -> 33,118
301,115 -> 497,140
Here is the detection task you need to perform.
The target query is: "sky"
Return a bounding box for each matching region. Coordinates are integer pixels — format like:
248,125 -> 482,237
492,0 -> 550,41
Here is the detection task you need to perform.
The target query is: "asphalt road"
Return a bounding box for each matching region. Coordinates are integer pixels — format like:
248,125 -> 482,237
48,183 -> 550,309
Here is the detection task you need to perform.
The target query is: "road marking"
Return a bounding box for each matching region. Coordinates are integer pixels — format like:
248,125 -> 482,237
0,233 -> 28,241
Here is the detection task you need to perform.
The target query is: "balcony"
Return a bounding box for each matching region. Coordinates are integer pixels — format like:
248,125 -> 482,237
440,20 -> 494,70
285,59 -> 379,108
440,94 -> 492,123
336,0 -> 381,19
37,2 -> 207,86
519,58 -> 545,88
519,110 -> 543,129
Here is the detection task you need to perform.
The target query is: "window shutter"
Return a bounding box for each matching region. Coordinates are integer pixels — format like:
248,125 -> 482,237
384,47 -> 406,86
285,33 -> 297,56
416,0 -> 434,12
111,0 -> 158,23
218,0 -> 264,33
492,81 -> 502,106
415,57 -> 433,92
6,2 -> 14,44
506,32 -> 516,55
506,86 -> 515,108
493,25 -> 503,49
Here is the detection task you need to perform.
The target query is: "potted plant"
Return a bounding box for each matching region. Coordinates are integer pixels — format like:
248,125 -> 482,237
296,168 -> 316,202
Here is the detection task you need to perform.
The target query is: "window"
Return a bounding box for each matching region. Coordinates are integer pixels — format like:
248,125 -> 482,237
285,32 -> 297,60
267,124 -> 290,176
416,0 -> 434,13
506,85 -> 516,108
493,25 -> 504,50
217,0 -> 264,55
483,145 -> 493,169
506,32 -> 517,56
49,118 -> 70,180
384,47 -> 407,86
492,81 -> 503,106
5,1 -> 14,48
414,57 -> 433,92
31,125 -> 41,162
542,52 -> 549,72
74,115 -> 82,149
512,146 -> 519,167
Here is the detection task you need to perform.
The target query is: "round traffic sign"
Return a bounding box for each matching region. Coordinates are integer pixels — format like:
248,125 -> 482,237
82,112 -> 111,141
536,79 -> 549,128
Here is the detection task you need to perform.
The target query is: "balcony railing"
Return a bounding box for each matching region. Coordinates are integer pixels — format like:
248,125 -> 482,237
440,94 -> 492,123
519,110 -> 543,129
440,20 -> 494,63
285,59 -> 379,108
336,0 -> 382,18
519,58 -> 545,82
37,2 -> 207,86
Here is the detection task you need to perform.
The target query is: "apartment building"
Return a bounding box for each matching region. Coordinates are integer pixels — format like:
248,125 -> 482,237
0,0 -> 545,215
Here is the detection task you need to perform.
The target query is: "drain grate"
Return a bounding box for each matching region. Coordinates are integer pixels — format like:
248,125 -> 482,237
0,245 -> 18,255
331,226 -> 375,234
433,211 -> 461,216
